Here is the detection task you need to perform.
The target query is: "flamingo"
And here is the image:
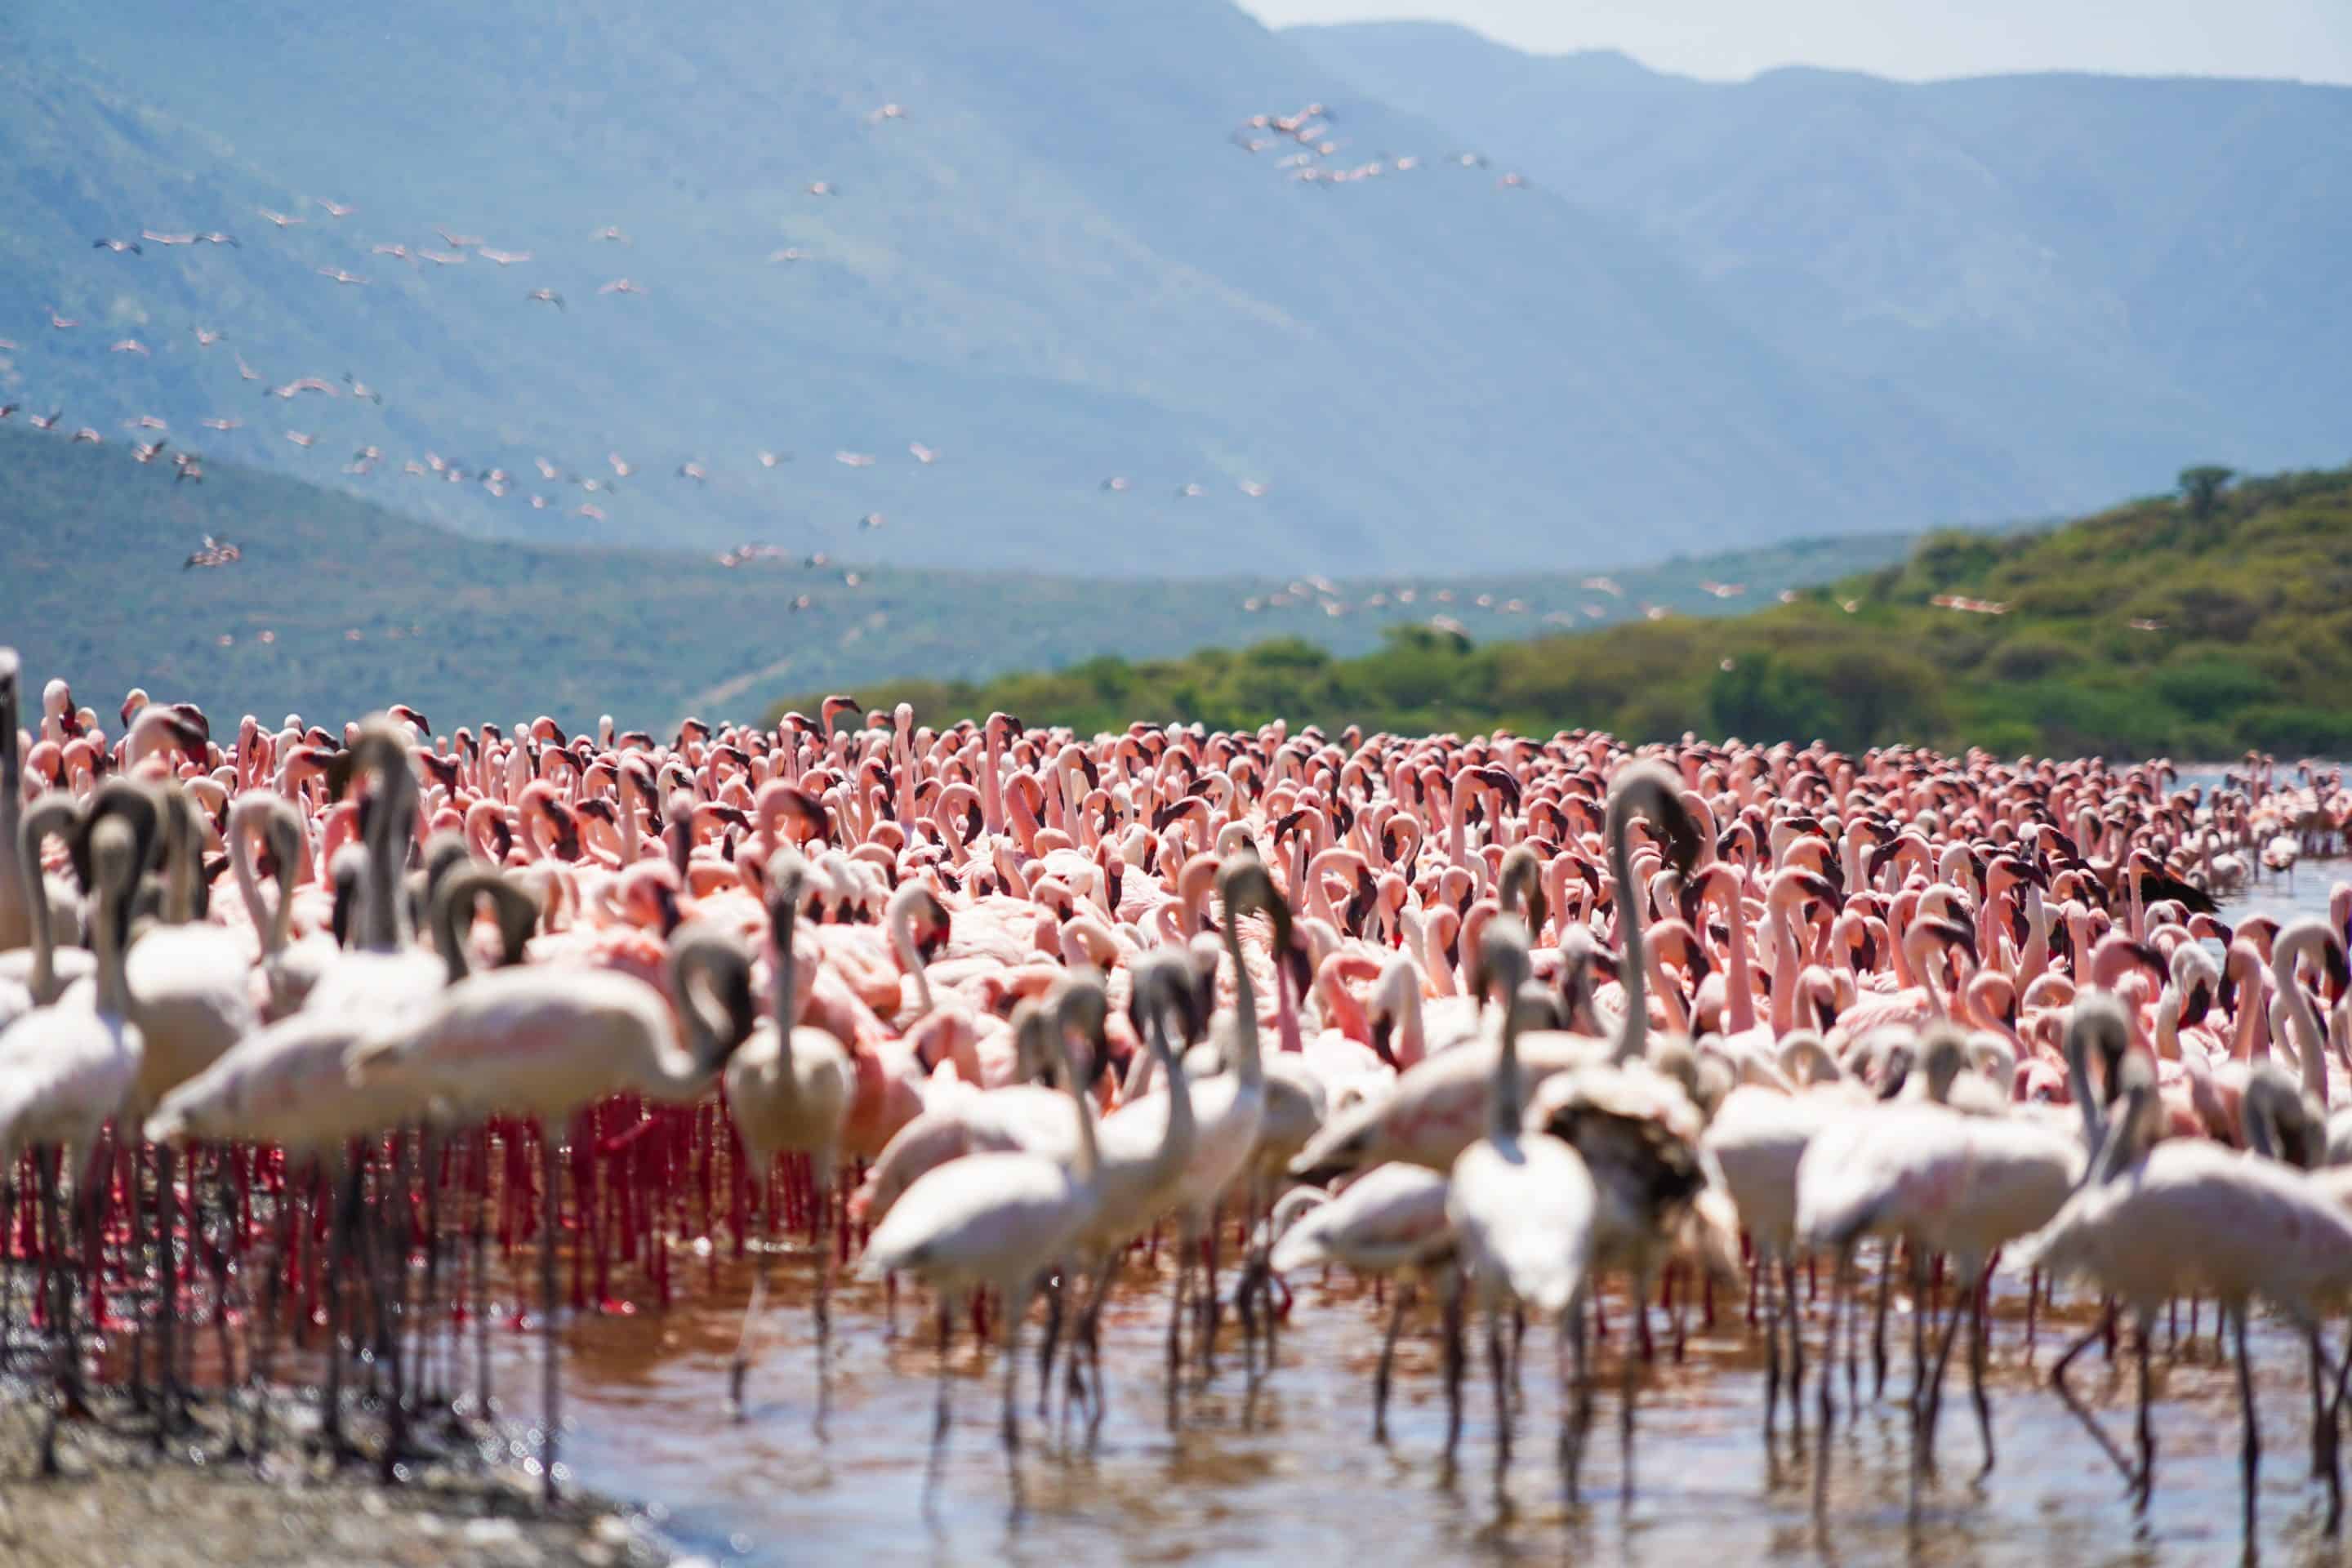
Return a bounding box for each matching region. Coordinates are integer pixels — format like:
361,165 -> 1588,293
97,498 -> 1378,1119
861,977 -> 1108,1502
345,923 -> 757,1499
2017,1013 -> 2352,1537
724,851 -> 857,1416
0,795 -> 96,1006
1055,951 -> 1199,1420
1446,915 -> 1597,1490
0,813 -> 144,1474
1266,1160 -> 1452,1437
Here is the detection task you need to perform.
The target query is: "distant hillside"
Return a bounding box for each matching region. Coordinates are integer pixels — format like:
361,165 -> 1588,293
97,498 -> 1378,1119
0,2 -> 2022,577
1289,20 -> 2352,507
791,464 -> 2352,757
0,425 -> 1903,731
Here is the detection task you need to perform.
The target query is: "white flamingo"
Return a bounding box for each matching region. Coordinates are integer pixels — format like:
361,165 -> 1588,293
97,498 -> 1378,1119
345,922 -> 757,1499
1267,1160 -> 1453,1437
724,851 -> 858,1417
1797,1018 -> 2081,1481
125,786 -> 258,1113
1056,949 -> 1198,1422
225,792 -> 338,1018
0,795 -> 96,1010
861,977 -> 1108,1502
1446,915 -> 1597,1490
2016,1010 -> 2352,1536
0,814 -> 143,1473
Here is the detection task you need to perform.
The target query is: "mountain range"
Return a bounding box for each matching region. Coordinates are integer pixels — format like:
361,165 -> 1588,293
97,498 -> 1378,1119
1290,20 -> 2352,495
10,2 -> 2335,578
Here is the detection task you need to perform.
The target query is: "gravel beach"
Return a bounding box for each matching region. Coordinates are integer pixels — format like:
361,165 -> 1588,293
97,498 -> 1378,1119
0,1386 -> 677,1568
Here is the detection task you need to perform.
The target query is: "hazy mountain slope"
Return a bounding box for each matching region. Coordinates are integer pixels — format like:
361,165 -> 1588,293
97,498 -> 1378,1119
0,425 -> 1907,732
6,1 -> 2027,573
1289,21 -> 2352,500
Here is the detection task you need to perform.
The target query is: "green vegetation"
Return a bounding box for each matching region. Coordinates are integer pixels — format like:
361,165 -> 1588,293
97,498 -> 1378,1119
779,465 -> 2352,756
0,427 -> 1896,732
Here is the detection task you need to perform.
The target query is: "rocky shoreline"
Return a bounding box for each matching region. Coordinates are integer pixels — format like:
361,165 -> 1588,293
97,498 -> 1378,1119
0,1383 -> 679,1568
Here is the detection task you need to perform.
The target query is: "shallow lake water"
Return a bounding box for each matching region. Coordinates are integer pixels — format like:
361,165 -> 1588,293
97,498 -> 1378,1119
513,861 -> 2352,1567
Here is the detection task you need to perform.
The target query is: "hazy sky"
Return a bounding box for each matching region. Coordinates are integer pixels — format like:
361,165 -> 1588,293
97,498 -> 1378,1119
1239,0 -> 2352,85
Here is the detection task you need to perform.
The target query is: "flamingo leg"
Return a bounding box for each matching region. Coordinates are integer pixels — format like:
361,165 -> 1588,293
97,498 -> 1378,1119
1200,1209 -> 1222,1372
1967,1273 -> 1994,1478
1814,1253 -> 1848,1519
1441,1272 -> 1465,1468
318,1156 -> 363,1465
1784,1254 -> 1807,1427
1002,1280 -> 1031,1516
1374,1276 -> 1409,1443
196,1151 -> 244,1459
1036,1268 -> 1064,1421
2314,1324 -> 2345,1532
728,1234 -> 772,1417
38,1145 -> 69,1479
539,1123 -> 563,1504
471,1130 -> 494,1426
2310,1328 -> 2329,1480
925,1294 -> 956,1512
1079,1254 -> 1116,1441
1869,1241 -> 1892,1399
1166,1230 -> 1187,1417
153,1141 -> 181,1450
1916,1273 -> 1969,1493
252,1161 -> 296,1467
0,1166 -> 16,1379
2050,1303 -> 2136,1485
1621,1267 -> 1649,1505
377,1134 -> 413,1483
1567,1289 -> 1596,1503
2133,1315 -> 2155,1512
1906,1245 -> 1929,1416
1487,1303 -> 1512,1495
2236,1308 -> 2261,1541
815,1175 -> 835,1437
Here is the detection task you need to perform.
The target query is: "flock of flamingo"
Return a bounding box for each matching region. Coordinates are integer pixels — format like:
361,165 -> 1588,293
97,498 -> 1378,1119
2,647 -> 2351,1543
0,95 -> 1556,573
9,116 -> 1296,544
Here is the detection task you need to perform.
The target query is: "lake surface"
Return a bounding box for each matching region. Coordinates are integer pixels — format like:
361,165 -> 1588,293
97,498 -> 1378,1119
523,861 -> 2351,1567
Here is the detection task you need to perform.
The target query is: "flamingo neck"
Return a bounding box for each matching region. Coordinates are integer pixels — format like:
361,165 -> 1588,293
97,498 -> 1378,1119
1718,873 -> 1757,1036
1766,893 -> 1801,1037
